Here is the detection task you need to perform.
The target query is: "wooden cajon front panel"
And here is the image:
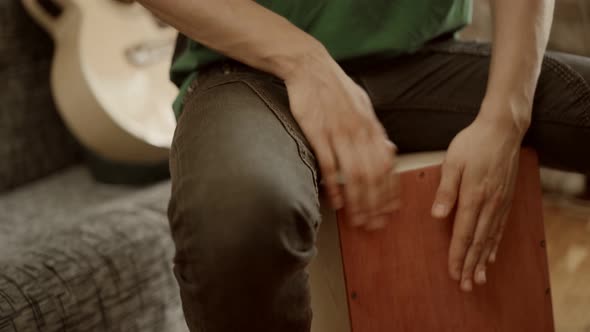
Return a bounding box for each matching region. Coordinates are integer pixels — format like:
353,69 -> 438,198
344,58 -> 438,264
309,149 -> 554,332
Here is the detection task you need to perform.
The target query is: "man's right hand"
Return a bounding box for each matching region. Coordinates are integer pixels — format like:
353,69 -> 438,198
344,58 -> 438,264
138,0 -> 400,229
283,47 -> 400,230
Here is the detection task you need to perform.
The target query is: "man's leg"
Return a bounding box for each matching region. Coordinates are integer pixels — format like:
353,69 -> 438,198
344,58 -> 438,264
168,69 -> 320,332
354,40 -> 590,173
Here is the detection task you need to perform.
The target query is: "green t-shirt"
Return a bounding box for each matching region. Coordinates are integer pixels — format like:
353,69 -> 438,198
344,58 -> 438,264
170,0 -> 472,117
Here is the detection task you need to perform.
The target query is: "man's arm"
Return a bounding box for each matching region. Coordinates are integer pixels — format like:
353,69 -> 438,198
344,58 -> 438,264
482,0 -> 555,133
481,0 -> 555,258
139,0 -> 322,80
432,0 -> 554,291
138,0 -> 400,229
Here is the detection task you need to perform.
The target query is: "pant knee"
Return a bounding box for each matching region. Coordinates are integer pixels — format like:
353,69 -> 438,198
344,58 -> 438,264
168,172 -> 320,279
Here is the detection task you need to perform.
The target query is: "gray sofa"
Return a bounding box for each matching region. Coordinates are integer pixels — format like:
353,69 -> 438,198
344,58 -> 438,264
0,2 -> 187,331
0,170 -> 187,332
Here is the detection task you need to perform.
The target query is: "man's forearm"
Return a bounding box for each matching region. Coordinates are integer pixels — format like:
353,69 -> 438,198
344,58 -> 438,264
137,0 -> 328,80
482,0 -> 554,134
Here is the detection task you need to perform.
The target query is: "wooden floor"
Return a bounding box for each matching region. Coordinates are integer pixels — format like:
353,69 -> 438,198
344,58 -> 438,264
544,196 -> 590,332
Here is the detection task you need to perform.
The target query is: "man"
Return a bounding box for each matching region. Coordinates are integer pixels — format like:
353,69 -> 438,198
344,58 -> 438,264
138,1 -> 589,331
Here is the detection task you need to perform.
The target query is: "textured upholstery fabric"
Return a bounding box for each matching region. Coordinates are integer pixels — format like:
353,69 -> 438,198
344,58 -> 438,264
0,4 -> 186,330
0,167 -> 187,332
0,1 -> 81,192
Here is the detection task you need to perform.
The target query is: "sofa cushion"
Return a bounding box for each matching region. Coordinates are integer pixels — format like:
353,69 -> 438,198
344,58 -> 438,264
0,167 -> 187,332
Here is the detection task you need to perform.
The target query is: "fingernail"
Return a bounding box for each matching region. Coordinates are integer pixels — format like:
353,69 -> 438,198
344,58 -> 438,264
461,279 -> 473,292
432,204 -> 447,218
476,270 -> 487,284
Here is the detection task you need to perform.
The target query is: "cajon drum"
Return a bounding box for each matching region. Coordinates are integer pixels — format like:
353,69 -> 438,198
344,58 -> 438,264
309,149 -> 555,332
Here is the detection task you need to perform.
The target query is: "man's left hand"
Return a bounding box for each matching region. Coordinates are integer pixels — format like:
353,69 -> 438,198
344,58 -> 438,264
431,109 -> 527,292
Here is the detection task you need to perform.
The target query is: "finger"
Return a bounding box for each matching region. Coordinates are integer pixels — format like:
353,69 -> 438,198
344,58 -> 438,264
478,201 -> 508,268
316,136 -> 344,210
364,173 -> 401,230
432,159 -> 462,219
369,167 -> 401,217
363,136 -> 391,213
367,136 -> 397,213
462,190 -> 504,287
321,177 -> 345,210
333,134 -> 370,227
379,171 -> 401,213
372,197 -> 401,217
475,205 -> 505,280
390,169 -> 401,208
386,140 -> 397,152
347,125 -> 392,222
489,160 -> 519,263
364,214 -> 391,231
489,204 -> 511,263
475,238 -> 494,285
448,178 -> 484,287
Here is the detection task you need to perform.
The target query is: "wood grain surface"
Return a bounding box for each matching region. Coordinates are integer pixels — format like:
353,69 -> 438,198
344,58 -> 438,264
337,150 -> 555,332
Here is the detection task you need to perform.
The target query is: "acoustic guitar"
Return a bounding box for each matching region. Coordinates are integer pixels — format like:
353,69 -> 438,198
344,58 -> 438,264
21,0 -> 178,164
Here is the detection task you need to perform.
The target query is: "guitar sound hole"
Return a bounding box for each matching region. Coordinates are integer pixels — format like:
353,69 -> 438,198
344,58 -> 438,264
37,0 -> 63,17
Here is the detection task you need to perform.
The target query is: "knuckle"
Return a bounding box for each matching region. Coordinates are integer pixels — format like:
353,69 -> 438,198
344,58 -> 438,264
358,89 -> 372,105
470,240 -> 485,254
460,198 -> 477,212
442,159 -> 460,173
450,260 -> 463,273
490,192 -> 504,207
349,168 -> 367,184
436,189 -> 455,202
339,124 -> 358,138
377,159 -> 394,179
486,235 -> 496,245
442,162 -> 457,173
472,187 -> 486,203
460,235 -> 474,249
360,116 -> 376,133
491,236 -> 502,248
320,158 -> 336,174
497,222 -> 507,235
326,187 -> 341,197
318,155 -> 336,172
494,233 -> 503,244
461,192 -> 484,211
373,122 -> 387,136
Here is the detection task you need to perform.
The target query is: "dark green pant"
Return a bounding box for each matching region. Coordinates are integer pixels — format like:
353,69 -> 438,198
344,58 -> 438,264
168,40 -> 590,332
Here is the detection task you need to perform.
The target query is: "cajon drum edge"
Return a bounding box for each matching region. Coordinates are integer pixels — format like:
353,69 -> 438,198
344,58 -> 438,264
309,149 -> 554,332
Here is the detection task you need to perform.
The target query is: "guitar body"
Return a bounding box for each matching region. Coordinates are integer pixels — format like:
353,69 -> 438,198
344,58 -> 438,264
22,0 -> 177,163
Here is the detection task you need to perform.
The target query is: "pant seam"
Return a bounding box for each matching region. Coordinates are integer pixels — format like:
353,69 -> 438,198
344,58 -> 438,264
240,79 -> 320,202
177,76 -> 320,191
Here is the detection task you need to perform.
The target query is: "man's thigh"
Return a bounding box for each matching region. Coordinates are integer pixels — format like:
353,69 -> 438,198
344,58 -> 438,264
355,40 -> 590,172
168,69 -> 321,331
169,68 -> 321,262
